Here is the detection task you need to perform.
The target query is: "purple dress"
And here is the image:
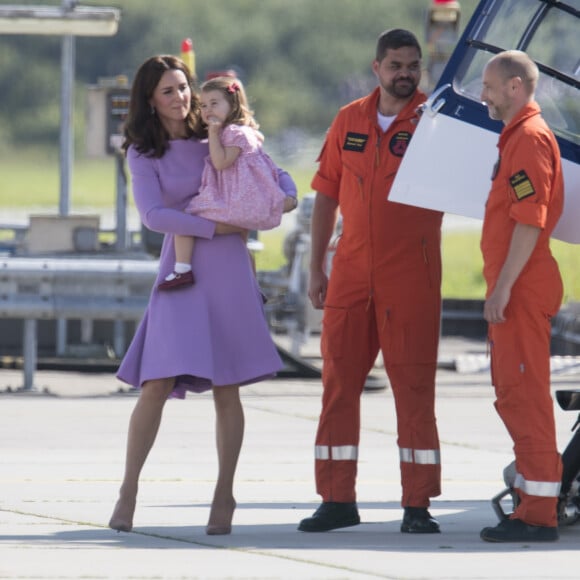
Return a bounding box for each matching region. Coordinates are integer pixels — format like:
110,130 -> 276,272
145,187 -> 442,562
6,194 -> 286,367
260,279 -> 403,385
116,138 -> 283,397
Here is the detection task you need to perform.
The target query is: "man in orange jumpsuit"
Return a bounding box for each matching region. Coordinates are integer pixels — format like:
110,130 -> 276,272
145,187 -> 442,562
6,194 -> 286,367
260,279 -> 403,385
298,29 -> 443,534
479,50 -> 564,543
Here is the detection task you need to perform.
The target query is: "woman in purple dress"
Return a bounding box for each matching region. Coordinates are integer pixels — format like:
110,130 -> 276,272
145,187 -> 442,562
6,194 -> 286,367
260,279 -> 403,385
108,55 -> 297,535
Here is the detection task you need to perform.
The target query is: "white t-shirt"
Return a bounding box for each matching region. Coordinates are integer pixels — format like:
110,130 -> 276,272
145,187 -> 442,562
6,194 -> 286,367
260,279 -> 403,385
377,111 -> 396,132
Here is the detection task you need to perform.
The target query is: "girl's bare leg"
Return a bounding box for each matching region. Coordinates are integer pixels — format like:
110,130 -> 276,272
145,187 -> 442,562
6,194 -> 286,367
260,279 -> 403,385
174,234 -> 195,265
109,378 -> 174,531
206,384 -> 244,535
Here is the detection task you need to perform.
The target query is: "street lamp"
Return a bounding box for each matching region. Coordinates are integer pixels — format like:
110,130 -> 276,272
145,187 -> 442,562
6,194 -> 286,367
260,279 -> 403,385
0,2 -> 120,217
0,4 -> 119,36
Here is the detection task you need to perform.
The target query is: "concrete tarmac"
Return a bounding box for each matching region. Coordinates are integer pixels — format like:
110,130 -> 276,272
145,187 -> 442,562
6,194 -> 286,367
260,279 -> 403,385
2,337 -> 580,580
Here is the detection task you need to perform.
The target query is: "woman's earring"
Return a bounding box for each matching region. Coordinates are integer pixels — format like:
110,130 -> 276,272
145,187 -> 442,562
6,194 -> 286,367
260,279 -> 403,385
150,105 -> 156,115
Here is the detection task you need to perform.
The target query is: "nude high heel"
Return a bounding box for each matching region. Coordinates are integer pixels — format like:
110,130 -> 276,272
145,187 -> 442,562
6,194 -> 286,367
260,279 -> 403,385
205,498 -> 236,535
108,496 -> 136,532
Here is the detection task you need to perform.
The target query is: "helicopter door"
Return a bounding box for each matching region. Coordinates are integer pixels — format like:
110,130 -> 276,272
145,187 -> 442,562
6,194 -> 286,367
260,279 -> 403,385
389,0 -> 580,243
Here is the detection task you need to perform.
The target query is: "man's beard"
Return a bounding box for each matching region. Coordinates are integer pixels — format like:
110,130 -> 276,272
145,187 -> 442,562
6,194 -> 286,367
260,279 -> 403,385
385,78 -> 417,99
485,103 -> 502,121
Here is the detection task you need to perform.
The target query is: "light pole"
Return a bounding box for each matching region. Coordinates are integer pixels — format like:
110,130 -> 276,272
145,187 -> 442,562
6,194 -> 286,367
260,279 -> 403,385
60,0 -> 76,216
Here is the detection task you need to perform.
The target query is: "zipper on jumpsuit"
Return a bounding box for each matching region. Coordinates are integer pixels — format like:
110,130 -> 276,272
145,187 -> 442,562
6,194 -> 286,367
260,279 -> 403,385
371,129 -> 395,354
364,131 -> 381,313
373,129 -> 389,334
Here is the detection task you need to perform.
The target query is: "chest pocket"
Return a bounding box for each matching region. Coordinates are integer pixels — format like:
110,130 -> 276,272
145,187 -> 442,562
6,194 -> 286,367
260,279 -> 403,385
343,131 -> 369,153
341,132 -> 373,180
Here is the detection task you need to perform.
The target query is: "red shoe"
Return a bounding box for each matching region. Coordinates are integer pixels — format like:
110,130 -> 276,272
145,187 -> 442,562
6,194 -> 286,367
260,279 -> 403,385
158,270 -> 194,290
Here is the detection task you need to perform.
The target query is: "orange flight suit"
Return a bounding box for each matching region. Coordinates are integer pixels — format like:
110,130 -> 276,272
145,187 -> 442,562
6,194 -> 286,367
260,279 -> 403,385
311,87 -> 443,507
481,102 -> 564,527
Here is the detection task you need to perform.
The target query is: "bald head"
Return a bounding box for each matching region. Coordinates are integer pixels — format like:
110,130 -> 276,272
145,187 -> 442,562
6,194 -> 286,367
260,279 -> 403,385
481,50 -> 539,124
486,50 -> 539,96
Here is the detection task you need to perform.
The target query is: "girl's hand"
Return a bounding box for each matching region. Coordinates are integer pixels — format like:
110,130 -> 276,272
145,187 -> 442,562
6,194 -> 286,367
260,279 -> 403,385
207,116 -> 222,128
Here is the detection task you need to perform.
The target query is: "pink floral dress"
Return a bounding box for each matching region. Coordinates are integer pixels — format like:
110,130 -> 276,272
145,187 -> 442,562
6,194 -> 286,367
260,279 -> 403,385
186,124 -> 286,230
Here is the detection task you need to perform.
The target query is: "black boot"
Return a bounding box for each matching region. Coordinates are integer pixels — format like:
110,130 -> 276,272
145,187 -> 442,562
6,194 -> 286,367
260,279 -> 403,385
298,502 -> 360,532
400,507 -> 440,533
480,518 -> 558,543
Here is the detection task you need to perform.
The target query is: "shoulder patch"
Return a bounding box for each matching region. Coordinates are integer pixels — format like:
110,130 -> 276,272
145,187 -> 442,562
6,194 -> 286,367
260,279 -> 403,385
343,132 -> 368,152
509,170 -> 536,200
389,131 -> 412,157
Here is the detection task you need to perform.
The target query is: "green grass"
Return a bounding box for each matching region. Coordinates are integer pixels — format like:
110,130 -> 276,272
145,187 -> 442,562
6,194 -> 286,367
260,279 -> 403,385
443,231 -> 580,303
0,150 -> 316,209
441,231 -> 485,299
0,150 -> 118,208
2,150 -> 578,301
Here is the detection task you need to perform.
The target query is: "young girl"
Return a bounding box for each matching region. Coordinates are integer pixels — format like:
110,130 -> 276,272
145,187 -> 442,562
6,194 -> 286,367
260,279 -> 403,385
159,76 -> 295,290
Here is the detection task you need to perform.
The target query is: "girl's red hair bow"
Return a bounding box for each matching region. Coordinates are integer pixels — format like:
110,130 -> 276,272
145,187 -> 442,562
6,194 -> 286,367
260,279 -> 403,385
227,82 -> 240,94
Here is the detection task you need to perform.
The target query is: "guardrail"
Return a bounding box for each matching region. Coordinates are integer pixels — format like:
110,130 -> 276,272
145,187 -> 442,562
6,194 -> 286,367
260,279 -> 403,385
0,256 -> 157,391
3,256 -> 577,392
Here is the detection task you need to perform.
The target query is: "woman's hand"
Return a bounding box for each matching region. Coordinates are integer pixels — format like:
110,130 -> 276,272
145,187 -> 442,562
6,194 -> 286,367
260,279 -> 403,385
214,222 -> 247,235
283,196 -> 298,213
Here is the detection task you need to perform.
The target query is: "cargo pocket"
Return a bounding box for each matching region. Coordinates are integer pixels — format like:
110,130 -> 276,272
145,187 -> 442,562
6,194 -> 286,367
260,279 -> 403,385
385,305 -> 440,365
489,327 -> 525,413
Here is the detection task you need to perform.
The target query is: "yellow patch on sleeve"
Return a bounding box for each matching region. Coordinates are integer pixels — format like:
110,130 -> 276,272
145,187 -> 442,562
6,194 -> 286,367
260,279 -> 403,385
509,170 -> 536,201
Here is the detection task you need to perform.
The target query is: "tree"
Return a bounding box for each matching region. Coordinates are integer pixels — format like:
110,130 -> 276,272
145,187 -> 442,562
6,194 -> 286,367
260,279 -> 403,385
0,0 -> 479,150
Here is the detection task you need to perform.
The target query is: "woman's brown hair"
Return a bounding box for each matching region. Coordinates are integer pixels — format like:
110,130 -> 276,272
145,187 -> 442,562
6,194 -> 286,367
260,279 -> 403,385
123,55 -> 206,158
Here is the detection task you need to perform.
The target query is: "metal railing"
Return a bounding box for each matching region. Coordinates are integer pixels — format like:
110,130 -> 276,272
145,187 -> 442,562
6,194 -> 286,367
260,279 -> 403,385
0,256 -> 157,391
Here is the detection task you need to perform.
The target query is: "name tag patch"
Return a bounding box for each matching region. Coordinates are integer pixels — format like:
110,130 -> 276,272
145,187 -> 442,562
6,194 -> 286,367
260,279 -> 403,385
389,131 -> 412,157
509,170 -> 535,200
343,132 -> 368,152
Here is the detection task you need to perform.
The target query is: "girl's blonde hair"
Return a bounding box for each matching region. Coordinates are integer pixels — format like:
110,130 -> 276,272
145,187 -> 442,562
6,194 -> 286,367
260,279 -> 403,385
200,76 -> 259,130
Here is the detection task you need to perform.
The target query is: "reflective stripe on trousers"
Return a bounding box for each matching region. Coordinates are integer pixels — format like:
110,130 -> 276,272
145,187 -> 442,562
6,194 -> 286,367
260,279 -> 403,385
399,448 -> 440,465
315,445 -> 358,461
514,472 -> 561,498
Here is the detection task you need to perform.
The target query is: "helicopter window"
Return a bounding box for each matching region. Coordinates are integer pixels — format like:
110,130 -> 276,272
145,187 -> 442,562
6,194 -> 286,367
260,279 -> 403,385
452,0 -> 580,144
